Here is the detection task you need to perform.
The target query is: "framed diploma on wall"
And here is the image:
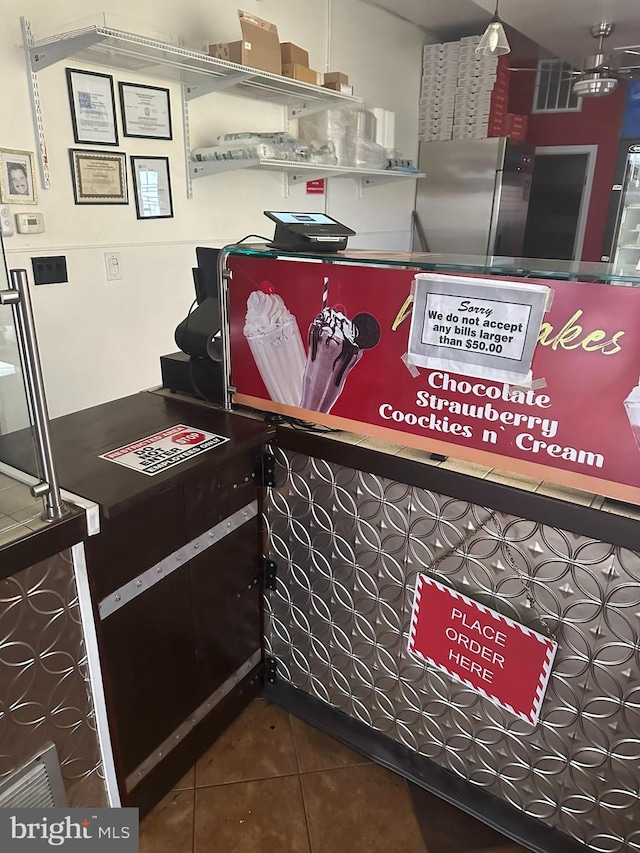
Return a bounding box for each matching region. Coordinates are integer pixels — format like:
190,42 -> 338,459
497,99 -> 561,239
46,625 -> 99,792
66,68 -> 119,146
131,156 -> 173,219
70,150 -> 128,204
119,82 -> 172,140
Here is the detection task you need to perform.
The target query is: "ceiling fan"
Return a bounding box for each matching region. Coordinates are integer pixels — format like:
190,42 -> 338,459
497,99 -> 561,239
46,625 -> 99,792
510,22 -> 640,97
573,22 -> 629,97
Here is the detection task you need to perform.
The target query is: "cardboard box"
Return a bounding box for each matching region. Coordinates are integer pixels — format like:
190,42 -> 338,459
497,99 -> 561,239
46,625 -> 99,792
506,113 -> 528,141
323,81 -> 353,94
280,42 -> 309,67
208,10 -> 281,75
324,71 -> 350,85
282,63 -> 320,85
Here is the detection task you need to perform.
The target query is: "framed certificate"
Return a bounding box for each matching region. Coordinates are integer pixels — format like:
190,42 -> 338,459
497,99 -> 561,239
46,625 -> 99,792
131,156 -> 173,219
70,150 -> 128,204
66,68 -> 118,146
119,82 -> 172,140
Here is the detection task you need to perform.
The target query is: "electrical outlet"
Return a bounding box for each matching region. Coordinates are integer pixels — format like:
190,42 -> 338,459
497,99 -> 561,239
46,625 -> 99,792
104,252 -> 122,281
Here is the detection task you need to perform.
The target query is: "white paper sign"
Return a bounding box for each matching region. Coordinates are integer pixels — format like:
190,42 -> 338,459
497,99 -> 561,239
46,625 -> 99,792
100,424 -> 229,476
408,274 -> 550,385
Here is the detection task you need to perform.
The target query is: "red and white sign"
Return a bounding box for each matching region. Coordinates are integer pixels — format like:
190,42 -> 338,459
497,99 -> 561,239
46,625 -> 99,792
306,179 -> 326,195
408,575 -> 557,725
228,254 -> 640,504
100,424 -> 229,476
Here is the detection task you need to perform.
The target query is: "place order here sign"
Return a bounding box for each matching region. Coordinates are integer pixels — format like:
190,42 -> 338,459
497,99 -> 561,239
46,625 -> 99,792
408,575 -> 557,725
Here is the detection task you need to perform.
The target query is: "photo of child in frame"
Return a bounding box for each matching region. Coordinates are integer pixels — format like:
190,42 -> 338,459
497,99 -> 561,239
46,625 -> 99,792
0,149 -> 37,204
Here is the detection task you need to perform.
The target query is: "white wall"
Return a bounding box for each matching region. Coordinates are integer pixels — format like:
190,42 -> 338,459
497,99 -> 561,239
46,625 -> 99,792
0,0 -> 424,419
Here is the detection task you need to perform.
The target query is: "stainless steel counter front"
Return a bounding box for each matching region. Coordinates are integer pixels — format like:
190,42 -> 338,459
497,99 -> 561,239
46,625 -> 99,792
263,436 -> 640,853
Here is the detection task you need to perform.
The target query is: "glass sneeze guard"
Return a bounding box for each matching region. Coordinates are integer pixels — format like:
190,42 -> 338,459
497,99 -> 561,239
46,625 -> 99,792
0,234 -> 65,546
226,244 -> 640,286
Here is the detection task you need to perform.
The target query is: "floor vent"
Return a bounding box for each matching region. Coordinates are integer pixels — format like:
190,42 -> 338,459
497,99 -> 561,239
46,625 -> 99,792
0,743 -> 67,808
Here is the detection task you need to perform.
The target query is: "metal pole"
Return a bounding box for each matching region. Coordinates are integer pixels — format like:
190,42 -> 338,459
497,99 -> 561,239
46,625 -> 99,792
217,248 -> 233,410
0,269 -> 65,520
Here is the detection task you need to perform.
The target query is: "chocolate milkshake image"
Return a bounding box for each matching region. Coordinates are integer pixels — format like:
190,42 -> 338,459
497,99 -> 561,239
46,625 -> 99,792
301,302 -> 380,414
243,287 -> 306,406
624,378 -> 640,450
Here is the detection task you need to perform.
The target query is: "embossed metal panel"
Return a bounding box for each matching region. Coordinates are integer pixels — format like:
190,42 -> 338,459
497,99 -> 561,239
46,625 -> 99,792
0,550 -> 108,807
264,447 -> 640,853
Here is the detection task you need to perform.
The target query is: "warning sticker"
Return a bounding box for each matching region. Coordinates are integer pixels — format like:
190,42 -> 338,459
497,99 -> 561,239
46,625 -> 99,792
100,424 -> 230,476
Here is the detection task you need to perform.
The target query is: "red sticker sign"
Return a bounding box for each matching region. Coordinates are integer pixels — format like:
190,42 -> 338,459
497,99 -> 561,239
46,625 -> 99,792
408,575 -> 557,725
306,179 -> 326,194
172,430 -> 206,445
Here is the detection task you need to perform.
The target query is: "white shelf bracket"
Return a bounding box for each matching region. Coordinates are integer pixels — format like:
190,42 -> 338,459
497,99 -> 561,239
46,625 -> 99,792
287,100 -> 347,121
185,71 -> 256,100
22,17 -> 50,189
27,27 -> 105,71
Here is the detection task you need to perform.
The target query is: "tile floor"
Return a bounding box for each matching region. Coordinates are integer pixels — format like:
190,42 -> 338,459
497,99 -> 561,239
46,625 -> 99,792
140,698 -> 530,853
0,472 -> 48,548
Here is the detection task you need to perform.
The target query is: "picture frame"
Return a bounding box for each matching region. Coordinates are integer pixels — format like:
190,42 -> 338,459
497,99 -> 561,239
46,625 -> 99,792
66,68 -> 119,146
70,149 -> 128,205
131,156 -> 173,219
119,82 -> 173,140
0,148 -> 37,204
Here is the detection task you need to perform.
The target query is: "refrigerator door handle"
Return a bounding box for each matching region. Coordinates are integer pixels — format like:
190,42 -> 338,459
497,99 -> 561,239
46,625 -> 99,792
487,171 -> 504,256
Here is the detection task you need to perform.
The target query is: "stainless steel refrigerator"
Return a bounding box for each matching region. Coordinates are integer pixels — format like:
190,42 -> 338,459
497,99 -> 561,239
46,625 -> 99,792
413,137 -> 535,256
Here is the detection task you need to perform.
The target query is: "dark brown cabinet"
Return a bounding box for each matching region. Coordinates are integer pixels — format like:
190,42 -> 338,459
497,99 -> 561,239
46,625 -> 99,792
190,522 -> 262,703
89,446 -> 265,803
43,392 -> 275,812
101,568 -> 198,776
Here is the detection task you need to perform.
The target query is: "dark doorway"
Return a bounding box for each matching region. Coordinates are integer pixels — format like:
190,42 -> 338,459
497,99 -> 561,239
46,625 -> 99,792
523,151 -> 590,260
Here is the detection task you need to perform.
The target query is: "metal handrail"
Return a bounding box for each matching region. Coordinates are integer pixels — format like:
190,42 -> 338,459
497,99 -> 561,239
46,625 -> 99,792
0,269 -> 65,521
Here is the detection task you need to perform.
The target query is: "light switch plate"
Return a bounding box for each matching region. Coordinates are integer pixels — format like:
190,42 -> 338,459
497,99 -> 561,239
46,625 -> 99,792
0,206 -> 14,238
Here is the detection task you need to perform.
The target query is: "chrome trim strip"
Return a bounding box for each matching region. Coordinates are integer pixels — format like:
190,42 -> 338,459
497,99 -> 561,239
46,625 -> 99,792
99,500 -> 258,619
71,543 -> 121,807
126,649 -> 262,792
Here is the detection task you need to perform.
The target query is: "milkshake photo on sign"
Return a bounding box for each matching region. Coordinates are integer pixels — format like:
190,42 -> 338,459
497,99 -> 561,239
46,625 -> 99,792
624,378 -> 640,450
301,276 -> 380,414
243,283 -> 306,406
242,275 -> 381,414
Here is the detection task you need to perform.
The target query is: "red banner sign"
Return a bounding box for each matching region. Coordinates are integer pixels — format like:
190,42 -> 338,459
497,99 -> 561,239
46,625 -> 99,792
408,575 -> 557,725
228,254 -> 640,503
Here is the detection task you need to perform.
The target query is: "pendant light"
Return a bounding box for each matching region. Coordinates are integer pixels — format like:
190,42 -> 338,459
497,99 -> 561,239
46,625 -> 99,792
476,1 -> 511,57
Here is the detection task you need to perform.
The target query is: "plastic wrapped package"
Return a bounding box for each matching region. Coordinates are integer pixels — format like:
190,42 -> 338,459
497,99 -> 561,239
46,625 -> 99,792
298,107 -> 387,169
345,136 -> 386,170
217,131 -> 300,153
297,108 -> 353,142
298,107 -> 354,165
193,142 -> 285,161
193,131 -> 304,162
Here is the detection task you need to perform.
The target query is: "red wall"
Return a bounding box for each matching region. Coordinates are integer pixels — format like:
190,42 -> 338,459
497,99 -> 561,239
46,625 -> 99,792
509,67 -> 626,261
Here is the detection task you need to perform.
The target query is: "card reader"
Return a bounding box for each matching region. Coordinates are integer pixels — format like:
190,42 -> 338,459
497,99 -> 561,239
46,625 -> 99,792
264,211 -> 355,253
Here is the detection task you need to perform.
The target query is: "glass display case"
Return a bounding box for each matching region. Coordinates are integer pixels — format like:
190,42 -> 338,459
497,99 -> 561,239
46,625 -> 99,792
610,142 -> 640,274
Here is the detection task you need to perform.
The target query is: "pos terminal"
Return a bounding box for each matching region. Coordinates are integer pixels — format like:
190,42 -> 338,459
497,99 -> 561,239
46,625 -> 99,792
264,211 -> 355,253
